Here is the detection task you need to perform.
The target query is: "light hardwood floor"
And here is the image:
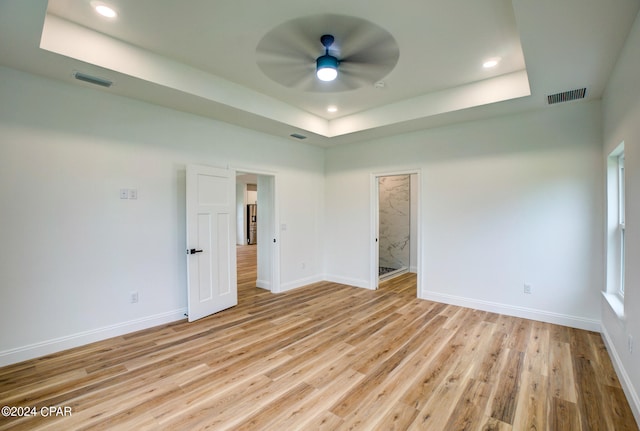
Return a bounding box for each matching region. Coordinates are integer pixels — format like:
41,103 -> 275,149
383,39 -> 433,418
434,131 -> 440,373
0,245 -> 637,430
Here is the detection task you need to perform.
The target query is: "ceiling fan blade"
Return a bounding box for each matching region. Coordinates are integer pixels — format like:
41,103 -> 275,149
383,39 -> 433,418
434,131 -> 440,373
288,73 -> 317,91
338,23 -> 399,79
338,68 -> 378,90
257,59 -> 314,89
256,14 -> 400,92
256,49 -> 313,65
341,37 -> 399,67
256,19 -> 319,61
339,58 -> 397,84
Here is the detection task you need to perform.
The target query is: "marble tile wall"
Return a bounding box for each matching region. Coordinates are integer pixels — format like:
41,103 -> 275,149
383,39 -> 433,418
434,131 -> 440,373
379,175 -> 410,270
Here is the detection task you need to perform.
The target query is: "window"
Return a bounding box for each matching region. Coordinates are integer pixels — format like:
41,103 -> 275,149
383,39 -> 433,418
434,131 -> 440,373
618,153 -> 625,296
606,143 -> 625,306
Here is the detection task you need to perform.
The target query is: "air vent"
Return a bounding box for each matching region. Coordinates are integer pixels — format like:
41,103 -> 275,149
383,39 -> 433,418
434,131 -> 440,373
290,133 -> 307,140
547,88 -> 586,105
73,72 -> 113,88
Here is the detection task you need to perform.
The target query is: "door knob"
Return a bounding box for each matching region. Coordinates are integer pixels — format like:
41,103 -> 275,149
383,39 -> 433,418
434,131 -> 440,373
189,249 -> 203,254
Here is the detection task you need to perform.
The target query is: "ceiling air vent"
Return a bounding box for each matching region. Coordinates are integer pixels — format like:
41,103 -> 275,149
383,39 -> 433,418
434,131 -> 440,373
73,72 -> 113,88
547,88 -> 586,105
290,133 -> 307,140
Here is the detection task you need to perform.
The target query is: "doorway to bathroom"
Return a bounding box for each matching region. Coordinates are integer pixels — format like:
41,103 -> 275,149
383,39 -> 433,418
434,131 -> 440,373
370,171 -> 420,292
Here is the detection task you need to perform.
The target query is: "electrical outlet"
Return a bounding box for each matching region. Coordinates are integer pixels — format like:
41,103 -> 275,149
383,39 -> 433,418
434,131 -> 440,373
130,291 -> 139,304
524,284 -> 532,294
120,189 -> 129,199
128,188 -> 138,200
629,335 -> 634,354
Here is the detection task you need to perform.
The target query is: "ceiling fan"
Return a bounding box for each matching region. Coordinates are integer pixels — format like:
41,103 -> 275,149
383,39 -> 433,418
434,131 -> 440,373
256,14 -> 400,92
316,34 -> 339,82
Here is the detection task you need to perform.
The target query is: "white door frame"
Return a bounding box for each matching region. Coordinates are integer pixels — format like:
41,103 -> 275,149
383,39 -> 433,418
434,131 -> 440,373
370,169 -> 422,294
234,166 -> 281,293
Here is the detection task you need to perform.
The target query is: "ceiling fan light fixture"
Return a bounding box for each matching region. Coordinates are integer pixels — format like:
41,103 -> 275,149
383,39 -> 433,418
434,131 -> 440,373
316,54 -> 338,81
315,34 -> 339,82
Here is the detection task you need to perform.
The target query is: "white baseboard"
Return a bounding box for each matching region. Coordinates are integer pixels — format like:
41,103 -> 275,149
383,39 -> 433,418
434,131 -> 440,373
323,274 -> 371,289
0,308 -> 186,367
601,325 -> 640,426
256,278 -> 271,290
420,290 -> 601,332
279,275 -> 324,293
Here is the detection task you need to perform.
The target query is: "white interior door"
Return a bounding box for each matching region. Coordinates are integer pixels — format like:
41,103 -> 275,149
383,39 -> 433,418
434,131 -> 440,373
186,164 -> 237,322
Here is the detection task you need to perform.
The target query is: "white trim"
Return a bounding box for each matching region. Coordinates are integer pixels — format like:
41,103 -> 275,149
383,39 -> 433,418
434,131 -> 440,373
419,290 -> 601,331
601,324 -> 640,426
256,279 -> 271,290
0,309 -> 186,367
279,275 -> 324,293
606,142 -> 625,298
323,274 -> 371,289
602,291 -> 626,321
232,166 -> 279,177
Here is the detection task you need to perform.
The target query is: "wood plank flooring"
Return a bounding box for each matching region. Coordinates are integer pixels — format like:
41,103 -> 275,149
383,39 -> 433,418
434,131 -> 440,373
0,245 -> 637,430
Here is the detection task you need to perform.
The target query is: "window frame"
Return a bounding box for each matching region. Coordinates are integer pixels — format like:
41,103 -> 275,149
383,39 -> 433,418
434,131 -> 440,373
618,153 -> 625,297
606,143 -> 625,308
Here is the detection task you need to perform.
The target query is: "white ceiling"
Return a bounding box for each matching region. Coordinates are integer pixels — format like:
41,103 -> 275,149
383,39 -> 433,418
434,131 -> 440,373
1,0 -> 638,147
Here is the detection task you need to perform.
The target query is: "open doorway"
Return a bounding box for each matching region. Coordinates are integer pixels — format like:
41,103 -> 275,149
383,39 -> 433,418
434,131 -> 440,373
371,171 -> 420,292
236,174 -> 258,246
235,171 -> 279,295
378,175 -> 411,280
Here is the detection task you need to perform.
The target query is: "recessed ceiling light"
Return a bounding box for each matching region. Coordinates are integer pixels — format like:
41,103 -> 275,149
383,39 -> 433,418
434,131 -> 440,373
93,3 -> 117,18
483,57 -> 501,68
327,106 -> 338,113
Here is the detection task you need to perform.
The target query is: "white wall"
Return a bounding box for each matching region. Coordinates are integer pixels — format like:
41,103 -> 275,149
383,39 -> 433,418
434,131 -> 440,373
0,66 -> 324,365
602,10 -> 640,423
324,101 -> 604,330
